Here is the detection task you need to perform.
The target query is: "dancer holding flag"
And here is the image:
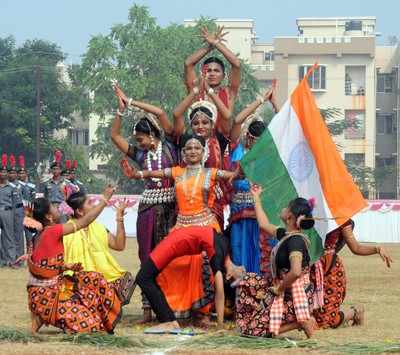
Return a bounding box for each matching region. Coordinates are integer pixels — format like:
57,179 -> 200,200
240,65 -> 367,262
236,65 -> 370,337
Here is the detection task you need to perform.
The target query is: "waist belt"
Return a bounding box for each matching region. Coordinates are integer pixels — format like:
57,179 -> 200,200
0,206 -> 12,211
15,203 -> 23,209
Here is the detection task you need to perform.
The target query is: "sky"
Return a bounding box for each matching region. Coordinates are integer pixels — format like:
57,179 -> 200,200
1,0 -> 399,63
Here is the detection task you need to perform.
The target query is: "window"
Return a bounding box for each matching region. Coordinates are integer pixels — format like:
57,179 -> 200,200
377,113 -> 394,134
68,129 -> 89,146
264,51 -> 274,61
299,65 -> 326,90
376,157 -> 395,168
377,73 -> 394,93
345,110 -> 365,139
345,20 -> 362,31
345,153 -> 365,167
378,192 -> 396,199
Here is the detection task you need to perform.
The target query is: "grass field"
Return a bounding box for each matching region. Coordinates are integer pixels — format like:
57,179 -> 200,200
0,239 -> 399,354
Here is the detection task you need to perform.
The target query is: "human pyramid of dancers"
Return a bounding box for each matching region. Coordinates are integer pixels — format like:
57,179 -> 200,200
24,26 -> 392,338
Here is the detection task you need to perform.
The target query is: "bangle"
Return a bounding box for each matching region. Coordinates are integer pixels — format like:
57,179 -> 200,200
116,110 -> 124,117
138,171 -> 144,180
257,97 -> 264,105
207,87 -> 215,95
193,87 -> 199,95
128,98 -> 133,106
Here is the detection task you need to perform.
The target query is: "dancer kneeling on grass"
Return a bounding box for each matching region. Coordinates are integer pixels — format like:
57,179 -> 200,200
63,192 -> 135,306
236,184 -> 316,338
27,185 -> 123,334
312,219 -> 392,329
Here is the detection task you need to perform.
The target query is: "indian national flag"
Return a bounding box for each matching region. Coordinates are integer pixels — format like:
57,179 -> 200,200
241,70 -> 367,262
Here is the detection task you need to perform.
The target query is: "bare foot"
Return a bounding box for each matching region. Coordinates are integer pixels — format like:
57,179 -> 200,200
138,308 -> 153,324
31,313 -> 43,334
145,320 -> 180,333
193,312 -> 211,329
300,317 -> 317,338
352,305 -> 365,326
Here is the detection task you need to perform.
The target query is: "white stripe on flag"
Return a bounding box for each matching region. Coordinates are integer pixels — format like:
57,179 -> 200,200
268,100 -> 338,238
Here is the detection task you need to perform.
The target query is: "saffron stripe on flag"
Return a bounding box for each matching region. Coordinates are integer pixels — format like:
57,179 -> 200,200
291,79 -> 367,226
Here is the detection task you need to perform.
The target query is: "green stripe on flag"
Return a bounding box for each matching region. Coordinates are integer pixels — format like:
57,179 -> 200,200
241,130 -> 323,262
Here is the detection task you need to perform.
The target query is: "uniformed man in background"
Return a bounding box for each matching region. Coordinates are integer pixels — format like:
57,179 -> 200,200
0,153 -> 18,268
41,150 -> 68,223
7,154 -> 25,261
17,155 -> 36,254
69,159 -> 86,194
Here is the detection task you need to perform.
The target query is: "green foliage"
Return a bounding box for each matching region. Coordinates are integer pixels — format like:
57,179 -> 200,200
77,5 -> 260,192
0,36 -> 78,176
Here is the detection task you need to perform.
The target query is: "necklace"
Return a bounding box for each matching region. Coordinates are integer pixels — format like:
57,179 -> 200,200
183,166 -> 202,205
146,141 -> 163,187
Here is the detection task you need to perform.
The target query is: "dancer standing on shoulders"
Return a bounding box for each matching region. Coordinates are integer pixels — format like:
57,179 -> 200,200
111,84 -> 178,322
185,26 -> 241,136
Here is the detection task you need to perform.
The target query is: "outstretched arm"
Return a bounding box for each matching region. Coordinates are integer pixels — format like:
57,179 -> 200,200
114,84 -> 174,136
250,184 -> 278,237
62,185 -> 115,236
172,88 -> 198,137
343,225 -> 393,267
108,199 -> 128,251
120,159 -> 167,180
184,45 -> 213,92
230,89 -> 273,142
111,94 -> 129,154
129,100 -> 173,136
202,26 -> 241,97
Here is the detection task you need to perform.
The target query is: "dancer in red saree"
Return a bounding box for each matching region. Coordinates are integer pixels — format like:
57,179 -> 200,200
27,185 -> 122,334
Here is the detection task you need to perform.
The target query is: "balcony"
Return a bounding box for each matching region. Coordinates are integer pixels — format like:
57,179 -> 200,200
345,66 -> 366,96
250,63 -> 274,71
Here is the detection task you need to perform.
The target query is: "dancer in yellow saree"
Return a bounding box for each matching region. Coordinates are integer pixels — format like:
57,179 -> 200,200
63,192 -> 135,305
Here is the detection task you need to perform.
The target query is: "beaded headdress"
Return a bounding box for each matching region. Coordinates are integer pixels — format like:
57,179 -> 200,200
187,100 -> 218,124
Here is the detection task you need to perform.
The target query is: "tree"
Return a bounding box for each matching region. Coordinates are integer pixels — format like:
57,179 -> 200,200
0,37 -> 77,177
77,5 -> 260,193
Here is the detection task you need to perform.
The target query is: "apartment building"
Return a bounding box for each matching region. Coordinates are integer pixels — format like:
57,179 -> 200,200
375,46 -> 400,198
186,17 -> 398,198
